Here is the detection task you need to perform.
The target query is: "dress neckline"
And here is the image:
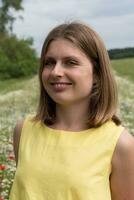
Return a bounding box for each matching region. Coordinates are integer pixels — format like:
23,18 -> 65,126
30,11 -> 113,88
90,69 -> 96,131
42,123 -> 96,136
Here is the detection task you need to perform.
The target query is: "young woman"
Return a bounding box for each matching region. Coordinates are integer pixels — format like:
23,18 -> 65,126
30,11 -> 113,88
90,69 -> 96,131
9,22 -> 134,200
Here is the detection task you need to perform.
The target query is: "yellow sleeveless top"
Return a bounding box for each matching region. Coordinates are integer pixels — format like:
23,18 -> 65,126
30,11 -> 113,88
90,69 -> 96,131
9,115 -> 124,200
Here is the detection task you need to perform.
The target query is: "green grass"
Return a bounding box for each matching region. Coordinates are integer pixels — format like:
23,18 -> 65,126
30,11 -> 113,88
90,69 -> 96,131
111,58 -> 134,82
0,75 -> 37,94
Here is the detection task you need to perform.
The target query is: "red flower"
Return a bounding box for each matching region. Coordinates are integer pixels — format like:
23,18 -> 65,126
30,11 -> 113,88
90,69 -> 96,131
0,196 -> 4,200
8,153 -> 15,160
0,165 -> 6,171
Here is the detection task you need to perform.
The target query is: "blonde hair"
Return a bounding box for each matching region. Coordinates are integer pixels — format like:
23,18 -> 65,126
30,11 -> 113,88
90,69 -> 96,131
33,22 -> 121,128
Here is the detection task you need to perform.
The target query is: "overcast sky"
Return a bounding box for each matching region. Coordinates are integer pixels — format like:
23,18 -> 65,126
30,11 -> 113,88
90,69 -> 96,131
10,0 -> 134,55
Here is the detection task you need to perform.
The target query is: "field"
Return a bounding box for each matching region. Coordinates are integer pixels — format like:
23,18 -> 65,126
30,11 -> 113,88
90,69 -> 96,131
112,57 -> 134,82
0,58 -> 134,199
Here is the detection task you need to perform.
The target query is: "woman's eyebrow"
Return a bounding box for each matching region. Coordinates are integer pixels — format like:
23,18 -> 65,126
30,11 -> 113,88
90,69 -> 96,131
44,55 -> 80,60
63,56 -> 80,61
44,56 -> 55,60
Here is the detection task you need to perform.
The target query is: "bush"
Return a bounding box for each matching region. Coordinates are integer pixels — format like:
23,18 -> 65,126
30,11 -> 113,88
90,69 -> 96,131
0,33 -> 38,79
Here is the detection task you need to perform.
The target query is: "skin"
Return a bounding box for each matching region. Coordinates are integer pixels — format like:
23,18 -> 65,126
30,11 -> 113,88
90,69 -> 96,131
13,38 -> 134,199
110,130 -> 134,200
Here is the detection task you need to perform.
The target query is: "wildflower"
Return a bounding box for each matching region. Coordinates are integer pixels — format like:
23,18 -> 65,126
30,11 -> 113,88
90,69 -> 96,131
8,153 -> 15,160
0,165 -> 6,171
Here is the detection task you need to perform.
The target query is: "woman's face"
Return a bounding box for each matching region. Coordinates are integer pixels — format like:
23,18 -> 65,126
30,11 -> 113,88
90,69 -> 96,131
42,38 -> 93,106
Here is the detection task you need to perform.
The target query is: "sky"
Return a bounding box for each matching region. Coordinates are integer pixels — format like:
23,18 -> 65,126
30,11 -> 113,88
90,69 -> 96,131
8,0 -> 134,55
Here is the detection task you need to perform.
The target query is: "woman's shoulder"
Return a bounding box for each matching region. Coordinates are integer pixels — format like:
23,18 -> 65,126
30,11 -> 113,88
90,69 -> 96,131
13,114 -> 33,140
110,129 -> 134,198
113,129 -> 134,157
13,118 -> 25,166
111,128 -> 134,171
13,114 -> 35,165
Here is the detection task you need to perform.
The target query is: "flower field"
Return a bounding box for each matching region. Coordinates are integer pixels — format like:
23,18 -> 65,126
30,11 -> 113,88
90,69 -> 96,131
0,76 -> 39,199
0,60 -> 134,199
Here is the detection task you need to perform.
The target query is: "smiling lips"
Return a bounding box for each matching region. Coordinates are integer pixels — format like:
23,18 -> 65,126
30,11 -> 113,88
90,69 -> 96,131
50,82 -> 72,92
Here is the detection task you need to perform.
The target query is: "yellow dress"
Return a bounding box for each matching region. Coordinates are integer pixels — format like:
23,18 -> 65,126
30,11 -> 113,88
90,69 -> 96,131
9,115 -> 124,200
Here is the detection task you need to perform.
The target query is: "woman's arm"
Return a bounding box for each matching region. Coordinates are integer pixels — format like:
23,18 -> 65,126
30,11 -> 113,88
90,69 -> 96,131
110,129 -> 134,200
13,119 -> 24,166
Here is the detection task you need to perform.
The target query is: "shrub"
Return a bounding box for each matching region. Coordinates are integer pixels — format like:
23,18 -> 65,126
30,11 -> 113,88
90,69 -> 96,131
0,33 -> 38,79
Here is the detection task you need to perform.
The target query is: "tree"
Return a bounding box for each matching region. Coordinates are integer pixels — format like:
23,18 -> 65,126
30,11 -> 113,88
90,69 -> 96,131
0,0 -> 23,34
0,0 -> 38,80
0,34 -> 38,79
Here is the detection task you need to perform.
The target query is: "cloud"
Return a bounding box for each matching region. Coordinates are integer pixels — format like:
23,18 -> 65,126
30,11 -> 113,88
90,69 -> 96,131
91,13 -> 134,49
11,0 -> 134,54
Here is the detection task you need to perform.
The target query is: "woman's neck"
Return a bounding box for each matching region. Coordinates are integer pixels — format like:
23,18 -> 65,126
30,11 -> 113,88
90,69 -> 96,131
53,103 -> 89,131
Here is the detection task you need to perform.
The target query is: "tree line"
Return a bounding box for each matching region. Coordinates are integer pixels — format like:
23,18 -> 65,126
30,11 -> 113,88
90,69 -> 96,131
108,47 -> 134,60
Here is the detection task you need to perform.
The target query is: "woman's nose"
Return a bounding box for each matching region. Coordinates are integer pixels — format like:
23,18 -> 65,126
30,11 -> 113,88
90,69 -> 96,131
51,63 -> 64,77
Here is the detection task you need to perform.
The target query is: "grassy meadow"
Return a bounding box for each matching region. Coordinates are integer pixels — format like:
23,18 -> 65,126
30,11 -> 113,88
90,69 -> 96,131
112,57 -> 134,82
0,58 -> 134,199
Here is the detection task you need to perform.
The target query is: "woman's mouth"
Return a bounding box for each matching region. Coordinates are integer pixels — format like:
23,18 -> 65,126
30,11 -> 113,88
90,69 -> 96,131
50,82 -> 72,92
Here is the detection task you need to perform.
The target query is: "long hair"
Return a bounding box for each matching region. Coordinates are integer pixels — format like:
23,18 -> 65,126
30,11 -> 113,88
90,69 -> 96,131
33,21 -> 121,128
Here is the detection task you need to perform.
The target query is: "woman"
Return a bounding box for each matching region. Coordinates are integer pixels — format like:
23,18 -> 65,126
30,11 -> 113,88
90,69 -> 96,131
9,22 -> 134,200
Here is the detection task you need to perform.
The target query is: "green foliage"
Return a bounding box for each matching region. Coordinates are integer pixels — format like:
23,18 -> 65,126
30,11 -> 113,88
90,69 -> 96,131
108,47 -> 134,60
0,33 -> 38,79
0,0 -> 23,33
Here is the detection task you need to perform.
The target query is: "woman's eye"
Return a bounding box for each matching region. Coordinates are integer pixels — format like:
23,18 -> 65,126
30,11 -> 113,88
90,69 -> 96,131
44,59 -> 55,67
66,60 -> 78,66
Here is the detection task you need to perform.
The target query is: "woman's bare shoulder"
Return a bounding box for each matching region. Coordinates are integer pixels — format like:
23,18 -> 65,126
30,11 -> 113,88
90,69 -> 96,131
112,129 -> 134,168
110,129 -> 134,199
13,119 -> 25,166
115,129 -> 134,155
